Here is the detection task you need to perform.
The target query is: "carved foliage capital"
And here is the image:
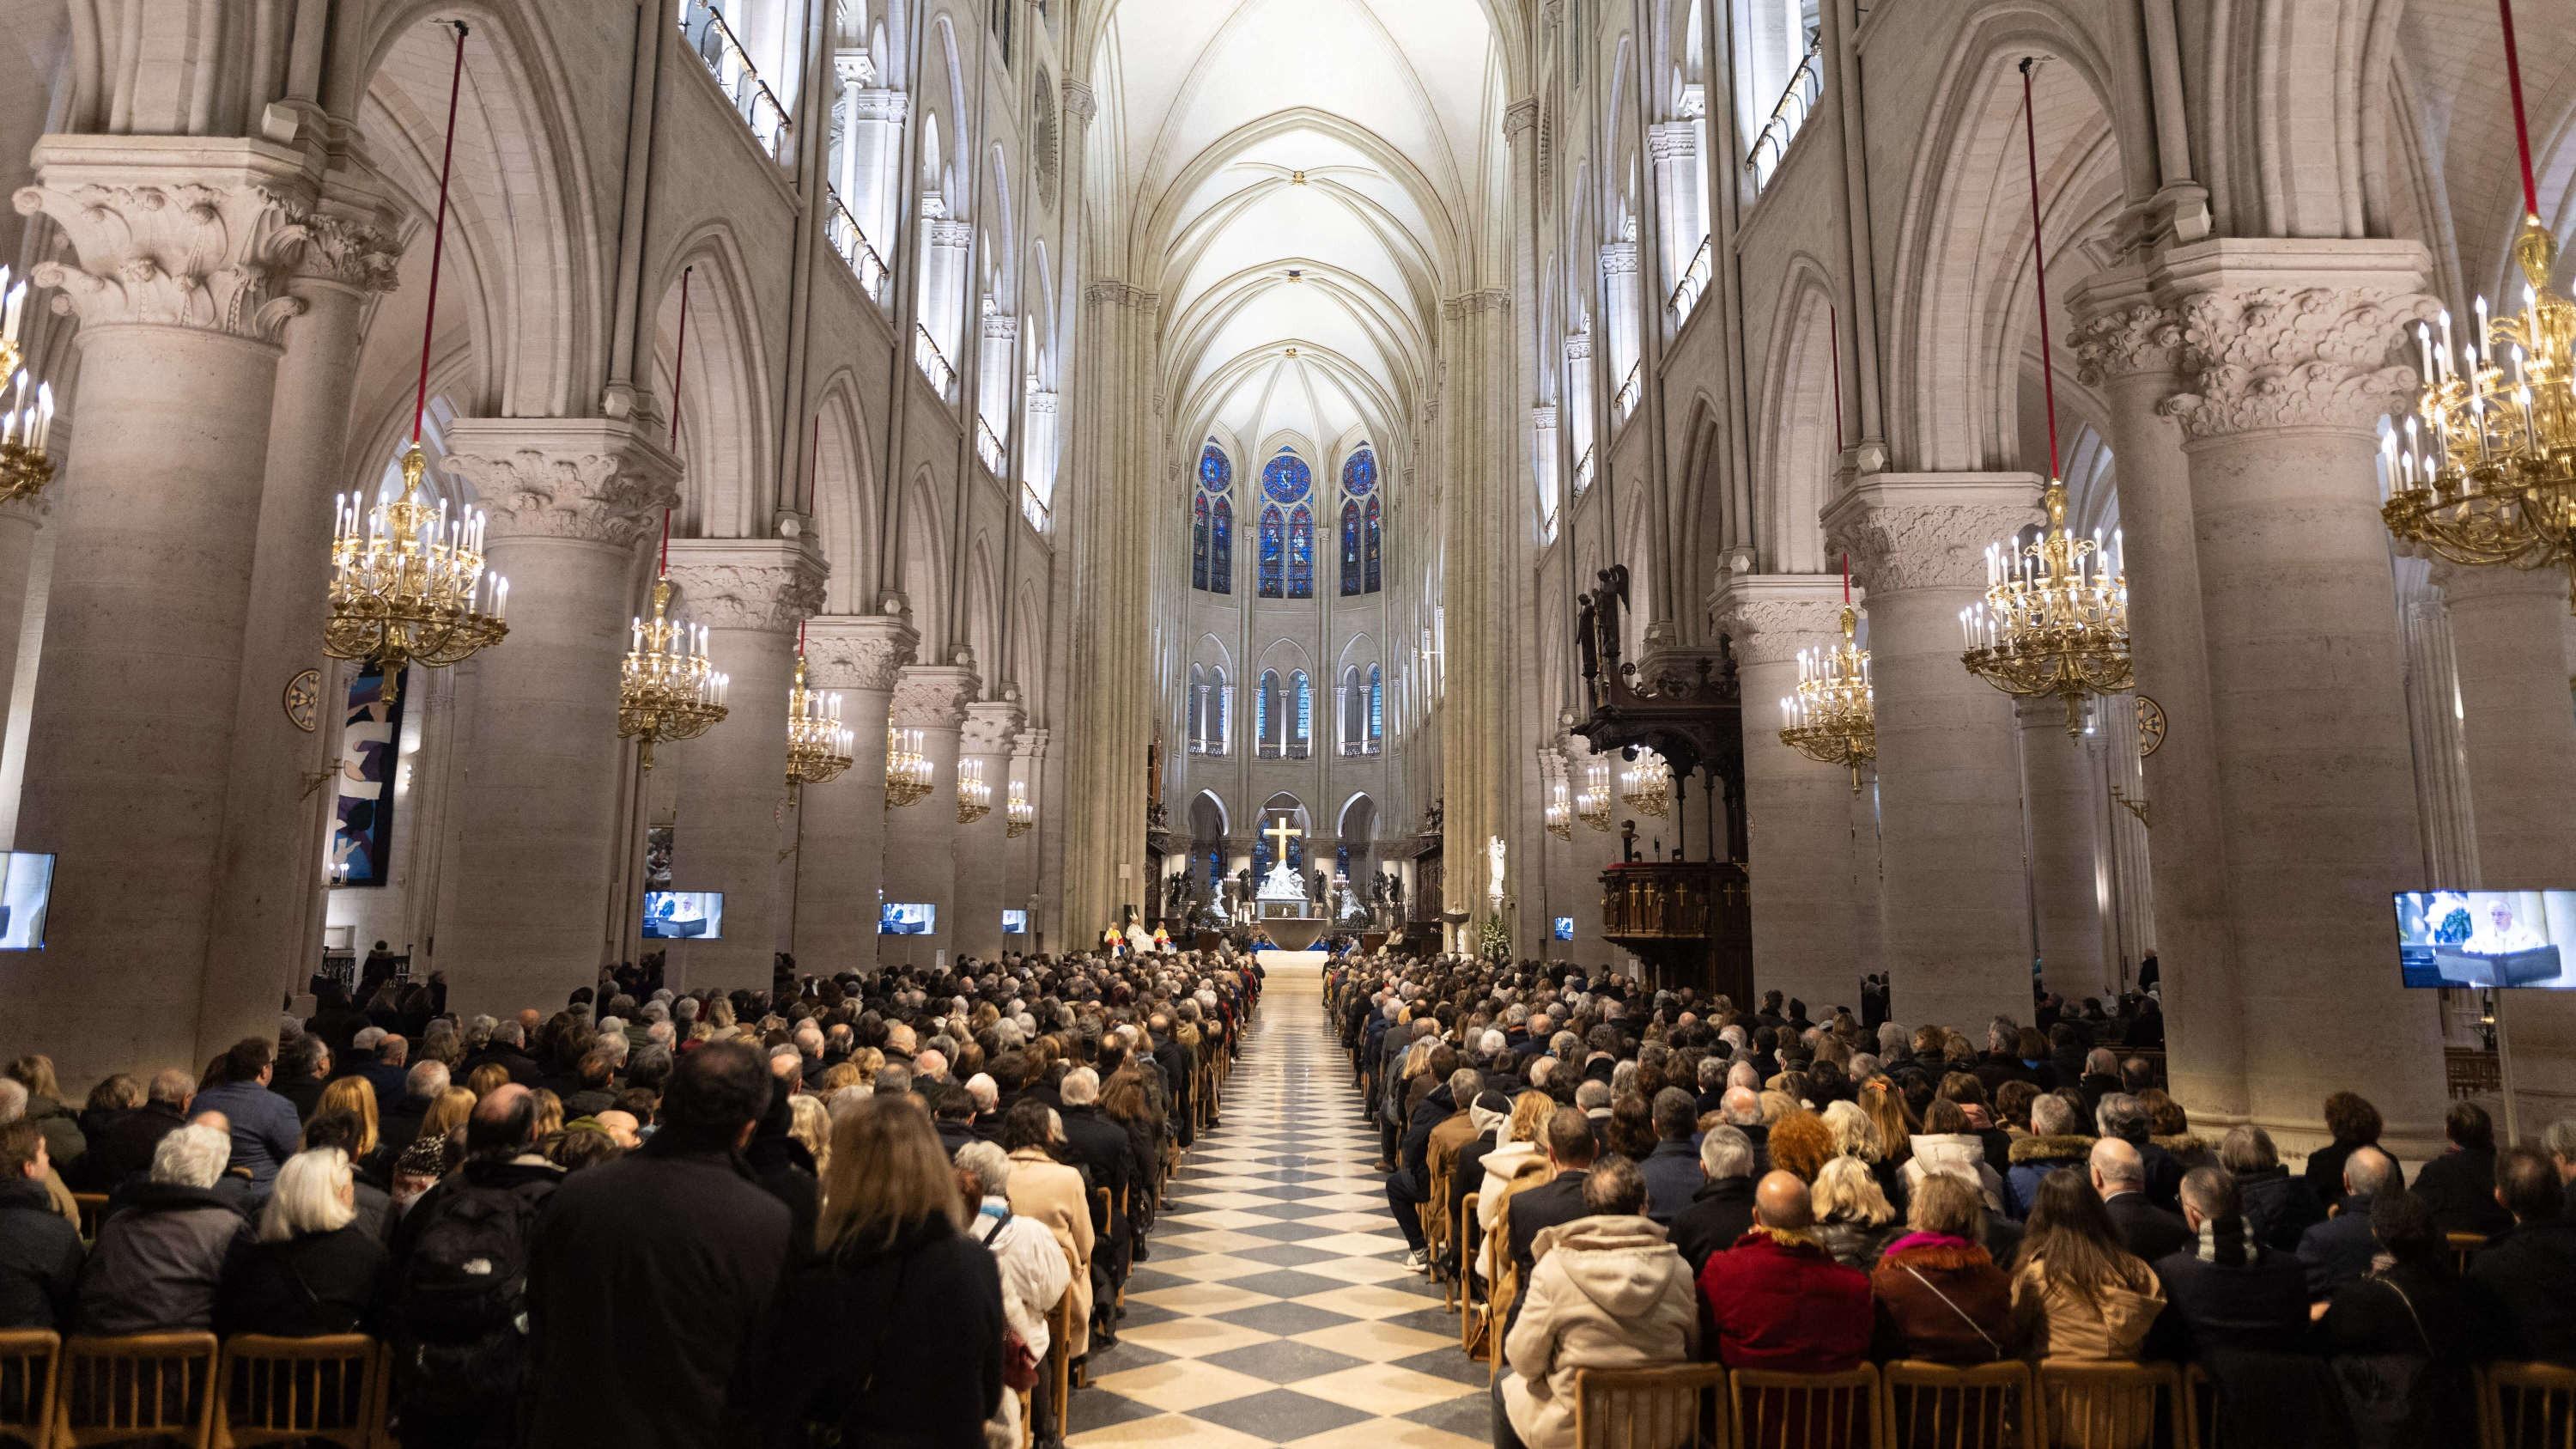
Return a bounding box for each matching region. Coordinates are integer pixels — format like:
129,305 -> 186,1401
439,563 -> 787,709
1504,99 -> 1539,137
1443,289 -> 1510,320
892,664 -> 979,729
961,700 -> 1024,755
1060,81 -> 1097,125
2069,302 -> 2183,387
1710,594 -> 1848,667
801,614 -> 917,692
15,179 -> 313,341
1826,499 -> 2036,594
2159,285 -> 2438,439
446,439 -> 680,549
665,547 -> 830,633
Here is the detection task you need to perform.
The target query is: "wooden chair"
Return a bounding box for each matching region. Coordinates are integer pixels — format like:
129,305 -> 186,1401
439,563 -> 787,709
1486,1196 -> 1524,1383
2178,1367 -> 2212,1449
2032,1360 -> 2178,1449
1728,1365 -> 1881,1449
1043,1291 -> 1075,1444
1425,1161 -> 1454,1308
2447,1231 -> 2489,1277
213,1334 -> 380,1449
2481,1361 -> 2576,1449
1571,1362 -> 1729,1449
1459,1190 -> 1485,1355
0,1329 -> 59,1449
1878,1361 -> 2032,1449
68,1195 -> 107,1244
55,1332 -> 220,1449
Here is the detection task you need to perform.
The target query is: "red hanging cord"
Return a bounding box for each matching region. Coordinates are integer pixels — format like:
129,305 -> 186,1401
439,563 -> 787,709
409,21 -> 471,446
2497,0 -> 2541,219
2019,57 -> 2062,482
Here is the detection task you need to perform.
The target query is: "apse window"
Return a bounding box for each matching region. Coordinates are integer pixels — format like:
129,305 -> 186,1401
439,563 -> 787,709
641,891 -> 724,941
0,852 -> 56,950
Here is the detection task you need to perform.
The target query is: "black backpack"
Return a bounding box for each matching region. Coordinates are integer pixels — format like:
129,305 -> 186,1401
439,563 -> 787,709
389,1174 -> 553,1419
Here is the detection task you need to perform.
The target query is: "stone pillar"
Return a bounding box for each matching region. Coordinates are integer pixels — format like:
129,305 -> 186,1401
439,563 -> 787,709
1647,121 -> 1704,307
920,216 -> 972,376
951,698 -> 1021,961
2018,696 -> 2108,994
884,662 -> 974,967
1007,728 -> 1048,950
792,613 -> 914,974
2439,563 -> 2576,1133
2155,242 -> 2448,1148
845,88 -> 908,255
2070,280 -> 2245,1117
975,312 -> 1016,460
662,539 -> 826,995
1823,473 -> 2038,1034
7,140 -> 311,1083
434,418 -> 679,1016
0,496 -> 48,782
1599,240 -> 1641,410
2399,575 -> 2481,884
1712,574 -> 1869,1014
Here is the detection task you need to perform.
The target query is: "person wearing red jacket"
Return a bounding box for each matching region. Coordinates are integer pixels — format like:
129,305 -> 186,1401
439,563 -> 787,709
1696,1171 -> 1873,1371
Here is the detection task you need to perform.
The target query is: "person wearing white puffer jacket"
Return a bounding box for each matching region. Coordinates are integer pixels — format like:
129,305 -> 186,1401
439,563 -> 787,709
1901,1098 -> 2010,1215
1495,1157 -> 1701,1449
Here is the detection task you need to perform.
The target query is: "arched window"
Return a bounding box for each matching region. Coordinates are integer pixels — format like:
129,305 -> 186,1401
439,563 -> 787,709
1188,663 -> 1208,749
1255,669 -> 1277,754
1192,497 -> 1211,590
1368,664 -> 1382,750
1258,506 -> 1285,597
1340,502 -> 1361,595
1291,671 -> 1312,756
1211,498 -> 1232,593
1212,667 -> 1231,752
1364,496 -> 1382,594
1287,506 -> 1314,598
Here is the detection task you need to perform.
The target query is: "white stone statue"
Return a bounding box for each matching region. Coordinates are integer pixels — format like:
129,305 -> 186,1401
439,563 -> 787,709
1486,833 -> 1507,905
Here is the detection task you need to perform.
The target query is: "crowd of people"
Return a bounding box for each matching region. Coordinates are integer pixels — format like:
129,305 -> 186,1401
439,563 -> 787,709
0,948 -> 1261,1449
1328,956 -> 2576,1449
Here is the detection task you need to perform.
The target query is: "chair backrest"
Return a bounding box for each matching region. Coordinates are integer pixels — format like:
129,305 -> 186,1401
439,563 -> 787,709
57,1331 -> 220,1449
70,1193 -> 108,1242
2482,1360 -> 2576,1449
1043,1289 -> 1074,1441
1573,1362 -> 1729,1449
2179,1365 -> 2212,1449
214,1334 -> 380,1449
0,1328 -> 60,1447
2033,1359 -> 2178,1449
2446,1231 -> 2488,1278
1879,1360 -> 2031,1449
1729,1365 -> 1881,1449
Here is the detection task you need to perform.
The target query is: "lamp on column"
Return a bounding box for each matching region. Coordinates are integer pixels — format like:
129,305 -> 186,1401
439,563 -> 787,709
1780,557 -> 1877,793
1575,756 -> 1613,832
785,624 -> 854,787
1544,777 -> 1573,839
1959,56 -> 2132,736
2382,0 -> 2576,610
956,758 -> 992,825
323,21 -> 507,703
1006,778 -> 1035,838
1619,748 -> 1672,817
884,727 -> 932,807
0,269 -> 57,506
617,265 -> 727,770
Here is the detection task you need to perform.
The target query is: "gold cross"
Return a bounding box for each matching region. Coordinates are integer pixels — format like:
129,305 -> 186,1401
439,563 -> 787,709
1263,814 -> 1303,858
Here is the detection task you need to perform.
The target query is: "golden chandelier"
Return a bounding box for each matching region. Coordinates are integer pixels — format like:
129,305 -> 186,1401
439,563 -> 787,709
1574,756 -> 1613,833
1959,57 -> 2132,737
1006,779 -> 1035,838
885,726 -> 933,807
784,643 -> 854,787
0,271 -> 56,507
1619,748 -> 1672,818
1779,601 -> 1875,793
619,571 -> 728,770
1544,777 -> 1572,839
2380,3 -> 2575,607
956,757 -> 993,825
325,445 -> 508,701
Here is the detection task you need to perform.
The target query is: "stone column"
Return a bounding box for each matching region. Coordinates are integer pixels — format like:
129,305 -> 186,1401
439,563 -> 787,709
662,539 -> 827,995
434,418 -> 679,1016
2155,242 -> 2448,1148
975,312 -> 1016,460
951,698 -> 1021,961
2018,695 -> 2108,994
1712,574 -> 1869,1014
0,496 -> 48,776
1599,240 -> 1641,408
920,216 -> 972,376
1647,121 -> 1704,306
884,662 -> 975,967
1007,728 -> 1048,950
2070,278 -> 2245,1117
2439,563 -> 2576,1133
1823,473 -> 2038,1033
845,87 -> 908,254
8,140 -> 310,1083
792,613 -> 914,974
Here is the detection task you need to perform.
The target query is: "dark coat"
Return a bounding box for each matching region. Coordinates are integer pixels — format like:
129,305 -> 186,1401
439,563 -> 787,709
460,1047 -> 543,1088
2306,1142 -> 2404,1209
2147,1244 -> 2314,1361
2466,1215 -> 2576,1363
272,1075 -> 329,1123
1696,1228 -> 1873,1372
67,1101 -> 186,1195
0,1177 -> 82,1330
377,1093 -> 436,1159
527,1138 -> 793,1449
216,1225 -> 388,1336
2298,1194 -> 2384,1299
1392,1086 -> 1456,1192
190,1081 -> 304,1186
2104,1192 -> 2191,1264
2410,1147 -> 2512,1238
76,1183 -> 249,1334
2322,1262 -> 2477,1449
2238,1165 -> 2330,1254
1060,1104 -> 1135,1240
1668,1176 -> 1756,1274
762,1215 -> 1005,1449
1504,1171 -> 1594,1296
2003,1135 -> 2094,1221
1637,1140 -> 1702,1226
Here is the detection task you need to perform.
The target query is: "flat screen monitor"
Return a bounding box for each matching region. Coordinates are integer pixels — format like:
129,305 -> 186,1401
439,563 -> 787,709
1553,916 -> 1575,941
641,891 -> 724,941
1001,909 -> 1029,935
0,852 -> 55,950
2394,889 -> 2576,988
880,902 -> 937,935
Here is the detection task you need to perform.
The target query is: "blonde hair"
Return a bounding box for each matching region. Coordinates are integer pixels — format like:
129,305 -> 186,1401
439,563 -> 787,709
260,1148 -> 356,1243
316,1075 -> 380,1158
1907,1170 -> 1987,1240
531,1090 -> 564,1141
1811,1154 -> 1897,1227
816,1093 -> 967,1255
1506,1090 -> 1556,1145
1820,1099 -> 1884,1164
421,1087 -> 477,1144
789,1093 -> 832,1178
465,1063 -> 510,1100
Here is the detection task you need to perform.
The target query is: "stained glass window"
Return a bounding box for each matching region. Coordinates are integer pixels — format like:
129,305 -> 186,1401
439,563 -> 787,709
1364,496 -> 1382,594
1342,446 -> 1376,497
1369,665 -> 1382,742
1340,502 -> 1361,595
1200,441 -> 1232,493
1192,496 -> 1210,591
1211,498 -> 1232,593
1262,449 -> 1311,505
1294,672 -> 1312,746
1255,670 -> 1274,743
1206,847 -> 1223,892
1287,506 -> 1314,598
1258,506 -> 1285,597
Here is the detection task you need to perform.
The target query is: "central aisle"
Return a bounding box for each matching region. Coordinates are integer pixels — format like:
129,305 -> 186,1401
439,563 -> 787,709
1068,965 -> 1488,1446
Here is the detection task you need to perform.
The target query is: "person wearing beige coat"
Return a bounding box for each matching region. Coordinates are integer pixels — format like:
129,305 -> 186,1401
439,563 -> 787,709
1498,1166 -> 1700,1449
1004,1109 -> 1096,1359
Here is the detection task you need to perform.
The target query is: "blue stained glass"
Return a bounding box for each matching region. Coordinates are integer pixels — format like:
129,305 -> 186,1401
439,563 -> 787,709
1258,506 -> 1285,597
1287,506 -> 1314,598
1294,672 -> 1311,743
1211,498 -> 1232,594
1192,496 -> 1210,591
1262,450 -> 1312,505
1364,496 -> 1381,594
1340,502 -> 1361,595
1342,447 -> 1376,497
1370,665 -> 1382,740
1255,672 -> 1273,741
1200,442 -> 1232,493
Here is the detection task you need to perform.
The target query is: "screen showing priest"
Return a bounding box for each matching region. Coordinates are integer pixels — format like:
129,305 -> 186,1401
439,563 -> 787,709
2395,890 -> 2576,988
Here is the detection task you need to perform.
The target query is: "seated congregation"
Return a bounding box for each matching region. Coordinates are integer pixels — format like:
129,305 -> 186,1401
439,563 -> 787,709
0,952 -> 1258,1449
1332,956 -> 2576,1449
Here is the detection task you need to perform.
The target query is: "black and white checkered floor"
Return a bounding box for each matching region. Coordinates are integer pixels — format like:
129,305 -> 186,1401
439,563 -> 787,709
1067,969 -> 1487,1446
